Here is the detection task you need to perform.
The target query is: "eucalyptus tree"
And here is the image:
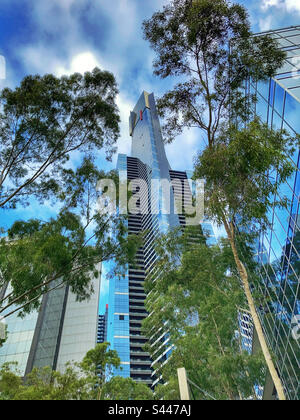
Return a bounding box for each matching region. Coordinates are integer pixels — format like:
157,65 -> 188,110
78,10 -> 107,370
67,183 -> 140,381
0,67 -> 119,209
0,343 -> 120,400
102,376 -> 154,400
0,343 -> 154,400
142,0 -> 298,399
0,69 -> 139,320
0,158 -> 139,319
143,228 -> 265,400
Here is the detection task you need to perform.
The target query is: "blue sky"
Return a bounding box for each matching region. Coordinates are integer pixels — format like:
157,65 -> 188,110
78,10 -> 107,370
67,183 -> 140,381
1,0 -> 300,171
0,0 -> 299,312
1,0 -> 299,177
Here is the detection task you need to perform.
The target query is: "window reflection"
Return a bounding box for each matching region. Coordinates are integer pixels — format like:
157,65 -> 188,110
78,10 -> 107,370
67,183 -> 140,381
250,29 -> 300,399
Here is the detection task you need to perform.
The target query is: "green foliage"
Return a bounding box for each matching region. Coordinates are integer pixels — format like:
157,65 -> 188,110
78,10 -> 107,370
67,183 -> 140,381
0,362 -> 22,400
81,342 -> 120,377
0,322 -> 7,348
0,207 -> 140,318
155,334 -> 265,400
144,0 -> 294,400
0,343 -> 153,400
102,376 -> 154,400
143,229 -> 265,400
143,0 -> 285,144
58,157 -> 120,222
194,118 -> 299,227
0,67 -> 120,210
0,67 -> 140,320
0,149 -> 142,319
144,0 -> 296,237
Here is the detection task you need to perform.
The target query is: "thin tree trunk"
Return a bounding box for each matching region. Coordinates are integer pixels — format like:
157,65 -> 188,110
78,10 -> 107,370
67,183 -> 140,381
222,217 -> 286,401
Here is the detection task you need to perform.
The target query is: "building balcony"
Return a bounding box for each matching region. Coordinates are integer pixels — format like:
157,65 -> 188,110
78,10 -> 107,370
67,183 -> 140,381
132,378 -> 153,386
130,340 -> 147,347
129,296 -> 145,301
129,305 -> 147,311
129,313 -> 148,319
129,291 -> 146,297
129,284 -> 145,290
130,369 -> 152,376
130,327 -> 142,333
130,351 -> 150,357
130,359 -> 152,365
130,322 -> 143,329
130,334 -> 147,340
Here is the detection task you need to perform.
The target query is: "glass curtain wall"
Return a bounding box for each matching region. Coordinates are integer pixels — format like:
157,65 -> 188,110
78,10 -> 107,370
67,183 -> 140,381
247,26 -> 300,400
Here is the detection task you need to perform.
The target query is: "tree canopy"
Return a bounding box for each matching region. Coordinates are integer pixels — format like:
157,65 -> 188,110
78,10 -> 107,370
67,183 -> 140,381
0,156 -> 140,319
0,67 -> 120,210
143,0 -> 286,145
143,228 -> 265,400
143,0 -> 298,400
0,343 -> 153,400
194,118 -> 298,228
0,68 -> 141,321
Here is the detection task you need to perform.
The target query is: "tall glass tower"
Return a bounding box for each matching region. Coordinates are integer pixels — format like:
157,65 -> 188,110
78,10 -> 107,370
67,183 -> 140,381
107,91 -> 210,387
246,26 -> 300,400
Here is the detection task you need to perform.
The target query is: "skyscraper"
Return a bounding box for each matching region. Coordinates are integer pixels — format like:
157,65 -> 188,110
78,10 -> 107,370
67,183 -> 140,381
107,91 -> 210,387
245,25 -> 300,400
0,265 -> 101,375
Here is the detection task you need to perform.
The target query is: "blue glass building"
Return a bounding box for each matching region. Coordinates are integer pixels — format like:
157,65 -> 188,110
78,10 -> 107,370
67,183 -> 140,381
247,26 -> 300,400
107,91 -> 212,387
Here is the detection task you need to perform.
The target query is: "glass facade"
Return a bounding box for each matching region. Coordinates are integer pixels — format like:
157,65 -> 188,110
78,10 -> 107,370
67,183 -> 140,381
108,92 -> 181,386
108,91 -> 216,387
0,270 -> 101,375
248,26 -> 300,400
27,283 -> 68,372
107,154 -> 131,379
0,284 -> 38,375
55,272 -> 100,372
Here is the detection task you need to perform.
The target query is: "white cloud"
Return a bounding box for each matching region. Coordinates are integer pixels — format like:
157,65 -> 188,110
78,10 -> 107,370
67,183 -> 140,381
10,0 -> 198,174
115,94 -> 134,157
259,15 -> 273,31
55,52 -> 102,77
285,0 -> 300,13
19,44 -> 61,75
30,0 -> 81,37
261,0 -> 300,13
165,127 -> 201,172
14,0 -> 155,87
99,0 -> 139,41
17,43 -> 135,167
261,0 -> 282,9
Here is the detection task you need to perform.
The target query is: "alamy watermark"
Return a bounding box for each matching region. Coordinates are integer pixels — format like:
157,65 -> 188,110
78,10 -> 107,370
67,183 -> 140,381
96,174 -> 205,225
0,55 -> 6,80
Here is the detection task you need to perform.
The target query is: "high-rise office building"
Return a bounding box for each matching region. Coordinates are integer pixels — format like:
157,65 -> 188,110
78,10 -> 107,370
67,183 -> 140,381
0,265 -> 101,375
245,26 -> 300,400
107,91 -> 211,387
